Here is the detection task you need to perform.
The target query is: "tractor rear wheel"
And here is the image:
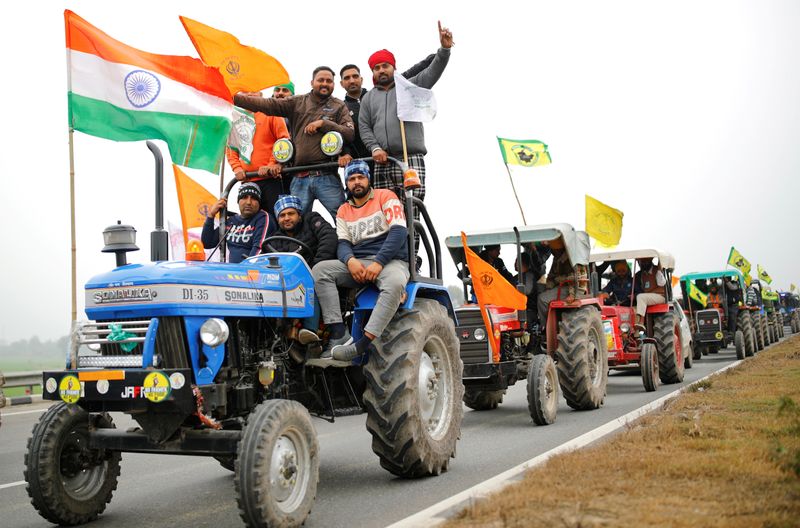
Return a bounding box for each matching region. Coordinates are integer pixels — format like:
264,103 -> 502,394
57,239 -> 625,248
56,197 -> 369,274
734,330 -> 745,360
738,311 -> 755,357
555,307 -> 608,410
235,399 -> 319,528
793,317 -> 799,334
527,354 -> 558,426
25,403 -> 121,526
753,313 -> 765,351
761,314 -> 770,346
654,312 -> 684,384
463,388 -> 505,411
364,299 -> 463,477
641,343 -> 659,392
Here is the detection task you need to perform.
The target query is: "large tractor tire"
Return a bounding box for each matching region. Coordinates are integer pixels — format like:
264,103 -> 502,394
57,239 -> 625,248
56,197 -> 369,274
555,306 -> 608,411
734,330 -> 746,360
463,388 -> 505,411
641,343 -> 659,392
654,312 -> 685,384
235,399 -> 319,528
793,316 -> 799,335
753,313 -> 765,351
761,314 -> 770,346
738,311 -> 756,357
692,344 -> 703,360
527,354 -> 559,426
25,403 -> 121,526
364,299 -> 463,477
777,313 -> 785,338
684,340 -> 694,369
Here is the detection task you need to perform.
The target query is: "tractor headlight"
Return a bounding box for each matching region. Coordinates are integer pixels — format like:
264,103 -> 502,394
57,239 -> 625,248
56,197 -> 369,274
620,323 -> 631,334
712,319 -> 719,325
200,318 -> 229,347
473,328 -> 486,341
699,320 -> 705,326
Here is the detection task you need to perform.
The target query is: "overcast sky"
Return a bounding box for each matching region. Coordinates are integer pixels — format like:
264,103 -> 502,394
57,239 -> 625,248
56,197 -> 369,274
1,0 -> 798,342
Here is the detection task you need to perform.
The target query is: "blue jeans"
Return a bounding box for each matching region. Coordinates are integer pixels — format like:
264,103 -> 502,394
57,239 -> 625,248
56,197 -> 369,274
290,172 -> 344,221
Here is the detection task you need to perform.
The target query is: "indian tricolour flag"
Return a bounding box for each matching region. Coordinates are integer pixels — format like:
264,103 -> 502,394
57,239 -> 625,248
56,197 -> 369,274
65,10 -> 232,173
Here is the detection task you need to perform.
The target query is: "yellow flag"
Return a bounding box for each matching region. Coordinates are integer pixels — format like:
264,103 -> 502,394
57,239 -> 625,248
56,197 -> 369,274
173,165 -> 217,247
180,16 -> 289,96
727,247 -> 751,275
791,283 -> 797,292
757,264 -> 773,284
688,282 -> 707,307
585,195 -> 623,247
496,137 -> 551,167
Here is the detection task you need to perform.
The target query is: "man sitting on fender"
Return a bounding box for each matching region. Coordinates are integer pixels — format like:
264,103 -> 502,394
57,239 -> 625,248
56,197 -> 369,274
633,257 -> 667,331
266,195 -> 337,268
313,160 -> 409,361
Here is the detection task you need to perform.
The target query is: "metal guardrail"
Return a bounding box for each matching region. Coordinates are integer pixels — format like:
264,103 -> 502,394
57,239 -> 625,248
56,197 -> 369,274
0,370 -> 43,407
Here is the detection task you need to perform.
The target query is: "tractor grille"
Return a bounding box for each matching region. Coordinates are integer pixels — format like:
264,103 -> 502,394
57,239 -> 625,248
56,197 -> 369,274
695,309 -> 721,338
456,308 -> 491,364
74,317 -> 189,369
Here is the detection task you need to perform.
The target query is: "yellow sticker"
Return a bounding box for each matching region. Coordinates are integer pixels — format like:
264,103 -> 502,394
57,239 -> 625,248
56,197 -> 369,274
320,131 -> 342,156
715,331 -> 724,340
59,375 -> 81,404
272,138 -> 293,163
142,371 -> 171,403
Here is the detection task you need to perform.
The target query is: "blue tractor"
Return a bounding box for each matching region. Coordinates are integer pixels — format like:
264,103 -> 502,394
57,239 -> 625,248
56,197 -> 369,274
779,291 -> 800,334
24,144 -> 463,527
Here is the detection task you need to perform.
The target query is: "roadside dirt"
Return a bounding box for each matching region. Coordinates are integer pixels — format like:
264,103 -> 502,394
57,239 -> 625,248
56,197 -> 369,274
447,336 -> 800,527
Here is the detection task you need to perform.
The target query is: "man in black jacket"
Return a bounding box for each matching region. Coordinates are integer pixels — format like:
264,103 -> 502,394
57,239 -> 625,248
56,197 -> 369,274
264,195 -> 337,268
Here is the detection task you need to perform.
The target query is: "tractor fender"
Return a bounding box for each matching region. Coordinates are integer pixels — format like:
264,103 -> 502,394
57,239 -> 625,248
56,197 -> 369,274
546,298 -> 602,354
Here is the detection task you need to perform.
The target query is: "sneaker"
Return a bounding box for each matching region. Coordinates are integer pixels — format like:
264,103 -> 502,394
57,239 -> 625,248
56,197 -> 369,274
332,340 -> 362,362
321,330 -> 352,359
298,328 -> 321,345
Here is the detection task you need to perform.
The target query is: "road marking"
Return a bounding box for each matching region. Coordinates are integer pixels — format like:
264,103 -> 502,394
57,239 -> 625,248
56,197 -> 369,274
388,359 -> 744,528
0,481 -> 25,490
2,408 -> 47,417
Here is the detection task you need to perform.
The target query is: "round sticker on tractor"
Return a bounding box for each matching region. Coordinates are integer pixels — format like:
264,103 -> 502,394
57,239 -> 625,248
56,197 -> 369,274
715,331 -> 724,340
45,377 -> 57,394
58,375 -> 81,404
169,372 -> 185,390
142,371 -> 171,403
96,379 -> 110,395
320,131 -> 343,156
273,138 -> 294,164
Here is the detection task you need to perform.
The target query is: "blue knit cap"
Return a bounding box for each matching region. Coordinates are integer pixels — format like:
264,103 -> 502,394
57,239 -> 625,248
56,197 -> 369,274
274,194 -> 303,217
344,160 -> 370,181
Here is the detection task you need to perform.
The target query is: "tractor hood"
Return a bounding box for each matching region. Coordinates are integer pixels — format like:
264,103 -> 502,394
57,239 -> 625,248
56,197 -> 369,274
84,254 -> 314,320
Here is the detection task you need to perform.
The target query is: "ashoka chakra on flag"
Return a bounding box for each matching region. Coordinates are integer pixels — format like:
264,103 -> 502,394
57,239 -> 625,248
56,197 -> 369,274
124,70 -> 161,108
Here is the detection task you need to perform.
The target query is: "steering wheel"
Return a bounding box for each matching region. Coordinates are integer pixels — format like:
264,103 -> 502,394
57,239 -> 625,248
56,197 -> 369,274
261,235 -> 312,256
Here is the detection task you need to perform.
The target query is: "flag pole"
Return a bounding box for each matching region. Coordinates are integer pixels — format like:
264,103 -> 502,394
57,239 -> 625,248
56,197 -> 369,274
69,128 -> 77,322
504,163 -> 527,224
399,120 -> 410,165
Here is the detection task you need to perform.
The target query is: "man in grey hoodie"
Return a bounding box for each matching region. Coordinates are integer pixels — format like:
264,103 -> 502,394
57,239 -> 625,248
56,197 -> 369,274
359,21 -> 454,209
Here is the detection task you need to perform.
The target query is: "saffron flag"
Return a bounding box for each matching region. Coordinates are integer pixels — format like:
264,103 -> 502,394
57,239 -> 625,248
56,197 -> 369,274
395,74 -> 437,122
585,195 -> 623,247
688,282 -> 708,307
461,234 -> 527,310
229,107 -> 256,164
497,137 -> 551,167
727,246 -> 751,275
757,264 -> 773,284
65,10 -> 232,173
180,16 -> 289,96
168,220 -> 217,261
173,164 -> 217,248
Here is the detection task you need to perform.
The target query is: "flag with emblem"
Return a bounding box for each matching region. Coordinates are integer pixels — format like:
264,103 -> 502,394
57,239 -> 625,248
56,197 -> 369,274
228,107 -> 256,164
497,137 -> 551,167
726,246 -> 751,275
688,282 -> 708,307
585,195 -> 623,247
65,10 -> 232,173
757,264 -> 773,284
173,165 -> 217,249
179,16 -> 289,97
461,233 -> 527,362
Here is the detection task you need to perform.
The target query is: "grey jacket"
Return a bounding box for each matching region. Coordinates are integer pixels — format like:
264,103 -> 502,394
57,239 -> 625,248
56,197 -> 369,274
359,47 -> 450,157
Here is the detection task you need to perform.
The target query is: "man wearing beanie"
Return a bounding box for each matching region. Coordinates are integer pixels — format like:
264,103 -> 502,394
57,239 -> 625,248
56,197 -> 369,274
267,195 -> 337,268
312,160 -> 409,361
234,67 -> 355,221
359,21 -> 454,205
226,91 -> 290,215
201,182 -> 276,264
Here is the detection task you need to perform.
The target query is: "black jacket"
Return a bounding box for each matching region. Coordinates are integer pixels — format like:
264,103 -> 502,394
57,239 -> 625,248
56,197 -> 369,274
262,211 -> 336,267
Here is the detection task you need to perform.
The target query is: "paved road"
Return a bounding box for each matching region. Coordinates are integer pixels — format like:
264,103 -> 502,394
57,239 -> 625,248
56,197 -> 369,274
0,339 -> 774,528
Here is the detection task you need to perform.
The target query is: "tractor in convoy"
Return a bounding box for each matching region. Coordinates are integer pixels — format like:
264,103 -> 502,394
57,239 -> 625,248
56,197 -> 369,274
590,249 -> 686,392
445,224 -> 607,426
679,270 -> 755,360
779,291 -> 800,334
762,288 -> 784,342
24,142 -> 463,527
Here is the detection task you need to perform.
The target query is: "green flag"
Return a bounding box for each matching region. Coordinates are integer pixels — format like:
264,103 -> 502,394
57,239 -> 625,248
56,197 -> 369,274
497,137 -> 551,167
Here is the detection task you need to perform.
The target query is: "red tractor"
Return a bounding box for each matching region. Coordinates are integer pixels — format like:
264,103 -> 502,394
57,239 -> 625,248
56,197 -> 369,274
589,249 -> 686,392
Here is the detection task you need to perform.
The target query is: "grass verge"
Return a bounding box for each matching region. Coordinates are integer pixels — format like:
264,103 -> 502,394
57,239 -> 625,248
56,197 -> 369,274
446,337 -> 800,528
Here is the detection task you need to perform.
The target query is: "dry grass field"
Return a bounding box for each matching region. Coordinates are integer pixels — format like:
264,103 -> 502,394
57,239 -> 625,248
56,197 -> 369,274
447,337 -> 800,528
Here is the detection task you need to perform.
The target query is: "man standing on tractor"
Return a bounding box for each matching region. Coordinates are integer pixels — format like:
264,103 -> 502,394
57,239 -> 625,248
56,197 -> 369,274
312,160 -> 410,361
537,237 -> 587,334
267,195 -> 337,268
234,67 -> 355,220
201,182 -> 275,264
633,258 -> 666,331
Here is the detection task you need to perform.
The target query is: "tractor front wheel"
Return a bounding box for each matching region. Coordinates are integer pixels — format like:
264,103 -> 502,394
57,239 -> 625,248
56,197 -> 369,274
463,388 -> 505,411
654,312 -> 684,384
25,403 -> 121,526
364,299 -> 463,477
641,343 -> 659,392
527,354 -> 558,426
